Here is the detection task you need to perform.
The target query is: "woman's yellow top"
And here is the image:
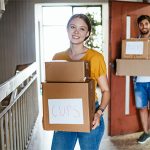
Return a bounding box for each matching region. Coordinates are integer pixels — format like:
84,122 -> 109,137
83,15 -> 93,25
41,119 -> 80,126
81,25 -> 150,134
53,49 -> 107,100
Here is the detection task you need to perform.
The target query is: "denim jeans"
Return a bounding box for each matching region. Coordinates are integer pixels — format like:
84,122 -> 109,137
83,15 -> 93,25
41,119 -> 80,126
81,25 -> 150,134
51,101 -> 105,150
134,82 -> 150,108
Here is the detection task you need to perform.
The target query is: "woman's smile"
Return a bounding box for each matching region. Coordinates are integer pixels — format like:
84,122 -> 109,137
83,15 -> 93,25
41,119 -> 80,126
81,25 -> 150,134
72,35 -> 80,39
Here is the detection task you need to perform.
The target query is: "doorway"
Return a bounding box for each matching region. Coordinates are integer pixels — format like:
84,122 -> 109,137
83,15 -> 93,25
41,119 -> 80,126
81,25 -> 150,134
109,1 -> 150,136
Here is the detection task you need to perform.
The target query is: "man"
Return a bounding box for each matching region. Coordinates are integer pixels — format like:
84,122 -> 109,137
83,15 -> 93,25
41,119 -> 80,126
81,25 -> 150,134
134,15 -> 150,144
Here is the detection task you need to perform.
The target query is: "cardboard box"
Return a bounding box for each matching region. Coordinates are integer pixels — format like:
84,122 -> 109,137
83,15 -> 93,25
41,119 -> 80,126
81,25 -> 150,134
42,79 -> 95,132
45,60 -> 90,82
121,38 -> 150,59
116,59 -> 150,76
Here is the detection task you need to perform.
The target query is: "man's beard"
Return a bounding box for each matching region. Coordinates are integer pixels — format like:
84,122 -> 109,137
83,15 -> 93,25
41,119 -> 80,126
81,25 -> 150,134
140,29 -> 150,35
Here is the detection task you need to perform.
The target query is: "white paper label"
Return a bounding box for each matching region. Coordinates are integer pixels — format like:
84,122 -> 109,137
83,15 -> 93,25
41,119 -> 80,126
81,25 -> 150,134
126,41 -> 144,55
48,98 -> 83,124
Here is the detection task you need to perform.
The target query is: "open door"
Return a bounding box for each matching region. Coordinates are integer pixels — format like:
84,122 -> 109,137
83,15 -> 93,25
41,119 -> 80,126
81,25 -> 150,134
109,1 -> 150,136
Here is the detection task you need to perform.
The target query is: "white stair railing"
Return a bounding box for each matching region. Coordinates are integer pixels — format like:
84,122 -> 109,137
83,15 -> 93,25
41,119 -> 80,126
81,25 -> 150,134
0,62 -> 39,150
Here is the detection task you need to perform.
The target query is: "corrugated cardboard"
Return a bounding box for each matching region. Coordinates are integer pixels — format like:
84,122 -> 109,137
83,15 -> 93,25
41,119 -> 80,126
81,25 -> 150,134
42,79 -> 95,132
45,60 -> 90,82
116,59 -> 150,76
121,38 -> 150,59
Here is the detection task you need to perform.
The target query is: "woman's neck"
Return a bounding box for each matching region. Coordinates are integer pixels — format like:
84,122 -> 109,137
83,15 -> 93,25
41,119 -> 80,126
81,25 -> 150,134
67,44 -> 88,60
69,44 -> 86,54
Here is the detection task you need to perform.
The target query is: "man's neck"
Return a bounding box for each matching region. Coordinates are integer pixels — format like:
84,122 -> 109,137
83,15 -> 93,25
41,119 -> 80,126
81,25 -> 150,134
140,32 -> 150,38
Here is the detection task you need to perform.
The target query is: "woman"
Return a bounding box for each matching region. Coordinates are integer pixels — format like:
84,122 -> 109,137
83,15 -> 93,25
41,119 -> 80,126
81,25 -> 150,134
51,14 -> 110,150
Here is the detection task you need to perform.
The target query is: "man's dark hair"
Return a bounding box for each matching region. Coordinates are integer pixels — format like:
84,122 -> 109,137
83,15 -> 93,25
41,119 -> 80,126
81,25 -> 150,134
137,15 -> 150,24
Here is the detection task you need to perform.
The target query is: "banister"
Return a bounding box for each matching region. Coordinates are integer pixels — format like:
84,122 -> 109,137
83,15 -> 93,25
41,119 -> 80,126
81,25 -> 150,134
0,62 -> 37,103
0,74 -> 37,119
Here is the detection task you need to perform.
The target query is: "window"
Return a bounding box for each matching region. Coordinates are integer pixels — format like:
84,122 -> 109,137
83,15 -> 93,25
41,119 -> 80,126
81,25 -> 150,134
42,5 -> 102,61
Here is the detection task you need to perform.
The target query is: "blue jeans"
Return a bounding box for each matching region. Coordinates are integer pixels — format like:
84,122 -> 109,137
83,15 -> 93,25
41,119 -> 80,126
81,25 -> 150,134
134,82 -> 150,108
51,101 -> 104,150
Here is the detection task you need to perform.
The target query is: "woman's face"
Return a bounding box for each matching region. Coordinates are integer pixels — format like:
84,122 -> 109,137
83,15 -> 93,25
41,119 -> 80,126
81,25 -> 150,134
67,17 -> 89,44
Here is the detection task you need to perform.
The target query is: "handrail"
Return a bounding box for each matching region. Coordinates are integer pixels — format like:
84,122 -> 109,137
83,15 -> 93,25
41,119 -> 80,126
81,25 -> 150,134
0,74 -> 37,119
0,62 -> 37,103
0,62 -> 38,150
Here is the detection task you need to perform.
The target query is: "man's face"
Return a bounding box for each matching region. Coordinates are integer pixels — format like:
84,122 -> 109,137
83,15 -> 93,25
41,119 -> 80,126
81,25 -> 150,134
138,19 -> 150,36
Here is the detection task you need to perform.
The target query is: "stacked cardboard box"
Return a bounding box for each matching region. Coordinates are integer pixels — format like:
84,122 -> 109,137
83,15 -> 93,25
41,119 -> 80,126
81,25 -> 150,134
116,38 -> 150,76
42,60 -> 95,132
45,60 -> 90,82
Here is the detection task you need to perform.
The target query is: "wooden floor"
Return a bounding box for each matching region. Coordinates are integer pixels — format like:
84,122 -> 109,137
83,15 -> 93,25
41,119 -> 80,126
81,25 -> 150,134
27,91 -> 150,150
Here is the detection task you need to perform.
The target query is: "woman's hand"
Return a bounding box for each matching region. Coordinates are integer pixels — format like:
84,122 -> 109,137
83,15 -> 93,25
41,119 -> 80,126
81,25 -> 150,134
92,110 -> 103,130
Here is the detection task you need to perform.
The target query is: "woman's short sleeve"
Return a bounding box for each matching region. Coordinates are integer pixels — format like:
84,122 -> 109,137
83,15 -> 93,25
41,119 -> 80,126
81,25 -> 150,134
90,53 -> 107,80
